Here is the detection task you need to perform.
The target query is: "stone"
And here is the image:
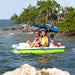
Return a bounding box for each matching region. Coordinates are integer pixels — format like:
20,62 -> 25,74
17,25 -> 24,31
17,25 -> 32,32
3,64 -> 70,75
0,28 -> 9,31
11,28 -> 17,31
17,24 -> 39,32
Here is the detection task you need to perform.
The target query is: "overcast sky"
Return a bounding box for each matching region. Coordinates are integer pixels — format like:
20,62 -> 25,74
0,0 -> 75,19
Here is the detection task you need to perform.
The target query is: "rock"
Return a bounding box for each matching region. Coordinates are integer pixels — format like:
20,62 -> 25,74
17,25 -> 24,31
11,28 -> 17,31
3,64 -> 70,75
17,25 -> 32,32
0,28 -> 9,31
0,24 -> 39,32
3,64 -> 37,75
17,24 -> 39,32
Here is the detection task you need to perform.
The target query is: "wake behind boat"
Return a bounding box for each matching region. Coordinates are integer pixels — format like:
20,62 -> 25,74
12,43 -> 65,54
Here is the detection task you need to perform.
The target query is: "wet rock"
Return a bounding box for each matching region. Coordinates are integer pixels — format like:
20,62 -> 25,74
17,25 -> 32,32
17,24 -> 38,32
0,28 -> 9,31
3,64 -> 70,75
11,28 -> 17,31
17,25 -> 24,31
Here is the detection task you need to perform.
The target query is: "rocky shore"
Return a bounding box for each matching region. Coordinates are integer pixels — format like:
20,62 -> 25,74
0,24 -> 75,37
0,24 -> 39,32
3,64 -> 70,75
56,32 -> 75,38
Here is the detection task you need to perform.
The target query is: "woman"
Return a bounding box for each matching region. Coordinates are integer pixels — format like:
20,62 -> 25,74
26,30 -> 41,48
39,30 -> 49,49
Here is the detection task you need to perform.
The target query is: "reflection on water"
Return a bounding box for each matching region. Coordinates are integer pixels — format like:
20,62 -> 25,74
37,54 -> 59,64
38,55 -> 48,64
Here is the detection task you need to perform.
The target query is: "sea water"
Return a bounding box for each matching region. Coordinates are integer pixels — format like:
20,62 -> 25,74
0,20 -> 75,75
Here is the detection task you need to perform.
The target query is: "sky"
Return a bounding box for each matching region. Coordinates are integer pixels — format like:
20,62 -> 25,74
0,0 -> 75,19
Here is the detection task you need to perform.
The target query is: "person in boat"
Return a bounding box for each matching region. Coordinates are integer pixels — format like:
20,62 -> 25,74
26,30 -> 41,48
40,30 -> 49,49
50,34 -> 61,47
50,34 -> 55,43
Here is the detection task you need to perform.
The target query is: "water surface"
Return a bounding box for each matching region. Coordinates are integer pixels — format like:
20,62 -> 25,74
0,20 -> 75,75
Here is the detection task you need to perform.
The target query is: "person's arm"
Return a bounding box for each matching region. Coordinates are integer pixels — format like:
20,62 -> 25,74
51,39 -> 55,46
40,36 -> 49,49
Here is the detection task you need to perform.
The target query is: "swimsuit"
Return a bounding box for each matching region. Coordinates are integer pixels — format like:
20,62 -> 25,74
34,37 -> 40,42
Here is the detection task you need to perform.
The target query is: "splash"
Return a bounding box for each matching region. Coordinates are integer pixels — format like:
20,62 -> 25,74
72,48 -> 75,50
11,50 -> 20,54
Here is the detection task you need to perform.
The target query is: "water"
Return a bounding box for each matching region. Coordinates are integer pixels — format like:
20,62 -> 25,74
0,20 -> 75,75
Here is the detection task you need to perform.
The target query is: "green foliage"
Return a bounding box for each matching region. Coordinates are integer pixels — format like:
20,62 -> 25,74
57,7 -> 75,32
10,0 -> 61,25
10,0 -> 75,32
27,21 -> 32,25
10,13 -> 18,20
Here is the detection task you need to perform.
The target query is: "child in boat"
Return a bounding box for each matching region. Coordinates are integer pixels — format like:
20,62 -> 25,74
51,39 -> 61,47
26,30 -> 41,48
50,34 -> 61,47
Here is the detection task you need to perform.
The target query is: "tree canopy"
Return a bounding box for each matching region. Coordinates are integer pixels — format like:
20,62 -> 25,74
56,7 -> 75,32
10,0 -> 61,25
10,0 -> 75,32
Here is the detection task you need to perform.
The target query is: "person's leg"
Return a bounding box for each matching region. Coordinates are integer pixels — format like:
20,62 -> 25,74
30,42 -> 35,48
30,41 -> 37,48
26,40 -> 32,46
33,43 -> 39,48
58,43 -> 61,47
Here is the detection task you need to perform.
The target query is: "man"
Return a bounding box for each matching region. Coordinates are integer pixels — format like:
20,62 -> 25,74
40,30 -> 49,49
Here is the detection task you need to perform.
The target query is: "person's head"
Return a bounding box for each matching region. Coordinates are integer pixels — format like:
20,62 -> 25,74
50,34 -> 54,38
51,39 -> 54,43
35,30 -> 40,37
42,30 -> 46,37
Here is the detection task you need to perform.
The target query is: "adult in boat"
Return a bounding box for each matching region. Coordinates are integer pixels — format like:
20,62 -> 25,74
40,30 -> 49,49
26,30 -> 41,48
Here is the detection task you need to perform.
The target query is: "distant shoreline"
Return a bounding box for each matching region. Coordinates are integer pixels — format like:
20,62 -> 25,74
0,22 -> 75,37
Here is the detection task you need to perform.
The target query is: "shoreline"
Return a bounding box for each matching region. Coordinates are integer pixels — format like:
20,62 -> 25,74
0,24 -> 75,38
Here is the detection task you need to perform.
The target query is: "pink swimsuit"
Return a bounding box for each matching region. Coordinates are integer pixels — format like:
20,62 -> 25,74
34,37 -> 40,42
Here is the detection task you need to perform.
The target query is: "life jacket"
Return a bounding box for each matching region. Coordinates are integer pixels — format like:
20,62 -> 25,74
40,36 -> 46,45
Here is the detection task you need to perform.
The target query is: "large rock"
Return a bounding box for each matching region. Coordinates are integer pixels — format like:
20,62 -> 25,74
3,64 -> 70,75
17,24 -> 39,32
11,28 -> 17,31
17,25 -> 32,32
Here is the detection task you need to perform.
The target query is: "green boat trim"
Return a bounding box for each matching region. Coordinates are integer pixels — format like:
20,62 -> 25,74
13,46 -> 65,54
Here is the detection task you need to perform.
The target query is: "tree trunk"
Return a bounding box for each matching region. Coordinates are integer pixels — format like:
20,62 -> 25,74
46,8 -> 49,22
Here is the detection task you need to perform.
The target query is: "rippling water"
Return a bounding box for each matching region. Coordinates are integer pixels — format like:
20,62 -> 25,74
0,20 -> 75,75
